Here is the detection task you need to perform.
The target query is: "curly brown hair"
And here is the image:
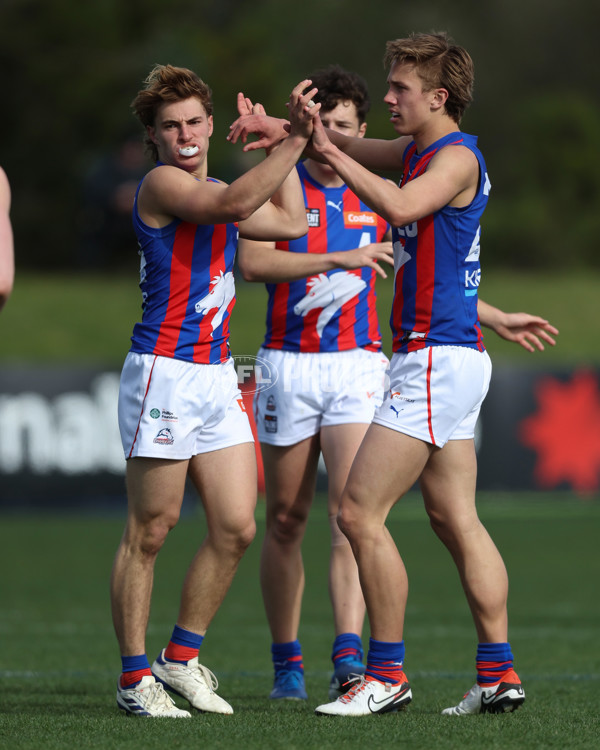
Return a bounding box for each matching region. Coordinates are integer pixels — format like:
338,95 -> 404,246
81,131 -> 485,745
131,64 -> 213,162
384,32 -> 474,124
308,64 -> 371,124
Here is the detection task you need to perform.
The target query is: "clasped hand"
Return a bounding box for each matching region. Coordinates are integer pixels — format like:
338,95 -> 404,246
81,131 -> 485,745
228,80 -> 321,151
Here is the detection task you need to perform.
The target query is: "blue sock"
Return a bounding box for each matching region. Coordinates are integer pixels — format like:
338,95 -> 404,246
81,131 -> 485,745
476,642 -> 514,685
271,640 -> 303,674
366,637 -> 405,685
331,632 -> 364,667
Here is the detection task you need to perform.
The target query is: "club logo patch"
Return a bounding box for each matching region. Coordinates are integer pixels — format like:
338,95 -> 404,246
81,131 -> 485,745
153,428 -> 174,445
306,208 -> 320,228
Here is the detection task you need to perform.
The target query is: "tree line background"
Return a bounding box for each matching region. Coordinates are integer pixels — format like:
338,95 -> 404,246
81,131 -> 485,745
1,0 -> 597,272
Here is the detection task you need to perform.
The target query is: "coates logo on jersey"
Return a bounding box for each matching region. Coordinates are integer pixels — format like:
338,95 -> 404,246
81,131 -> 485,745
234,354 -> 279,395
344,211 -> 377,228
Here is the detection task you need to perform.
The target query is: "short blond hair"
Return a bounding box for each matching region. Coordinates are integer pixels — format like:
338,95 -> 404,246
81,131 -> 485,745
384,32 -> 474,124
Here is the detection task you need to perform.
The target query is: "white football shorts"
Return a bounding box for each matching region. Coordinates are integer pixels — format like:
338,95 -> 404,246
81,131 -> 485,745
253,347 -> 390,446
372,346 -> 492,448
118,352 -> 254,460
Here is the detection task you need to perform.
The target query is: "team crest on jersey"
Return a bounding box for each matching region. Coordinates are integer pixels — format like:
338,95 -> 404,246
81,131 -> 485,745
294,271 -> 367,338
306,208 -> 320,227
195,270 -> 235,332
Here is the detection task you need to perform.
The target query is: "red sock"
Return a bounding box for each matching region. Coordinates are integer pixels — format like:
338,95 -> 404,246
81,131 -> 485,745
120,667 -> 152,688
164,641 -> 199,664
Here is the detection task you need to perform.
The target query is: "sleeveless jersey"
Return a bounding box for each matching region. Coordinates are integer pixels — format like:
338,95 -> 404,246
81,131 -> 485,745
129,170 -> 238,364
391,132 -> 490,353
262,161 -> 389,353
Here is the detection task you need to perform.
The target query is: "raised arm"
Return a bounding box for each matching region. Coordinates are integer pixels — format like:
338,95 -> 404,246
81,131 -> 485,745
234,90 -> 312,241
309,115 -> 477,227
478,299 -> 559,352
228,106 -> 408,173
140,80 -> 319,229
0,167 -> 14,313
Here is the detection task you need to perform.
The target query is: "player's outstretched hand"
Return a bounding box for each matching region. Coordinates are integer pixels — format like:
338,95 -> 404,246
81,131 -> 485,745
285,79 -> 320,140
228,80 -> 319,151
492,312 -> 559,352
333,242 -> 394,279
228,97 -> 289,151
235,92 -> 266,118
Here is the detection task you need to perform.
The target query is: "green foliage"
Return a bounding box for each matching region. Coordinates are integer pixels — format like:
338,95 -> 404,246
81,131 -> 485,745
485,94 -> 600,269
1,0 -> 597,269
0,497 -> 599,748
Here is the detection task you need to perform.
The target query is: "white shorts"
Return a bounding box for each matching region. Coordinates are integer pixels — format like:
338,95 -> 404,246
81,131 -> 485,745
372,346 -> 492,448
118,353 -> 254,460
254,347 -> 389,446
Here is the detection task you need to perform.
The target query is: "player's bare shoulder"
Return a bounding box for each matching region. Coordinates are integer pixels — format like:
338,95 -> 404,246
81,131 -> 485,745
430,143 -> 479,207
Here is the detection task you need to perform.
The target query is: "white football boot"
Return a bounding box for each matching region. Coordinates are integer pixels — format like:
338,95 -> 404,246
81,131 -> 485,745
116,674 -> 191,717
315,674 -> 412,716
442,673 -> 525,715
152,649 -> 234,714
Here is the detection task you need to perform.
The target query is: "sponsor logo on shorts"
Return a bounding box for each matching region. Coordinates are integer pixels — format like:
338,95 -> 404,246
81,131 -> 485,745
389,389 -> 413,417
160,409 -> 178,422
149,408 -> 178,422
306,208 -> 320,227
390,390 -> 414,403
264,414 -> 278,433
153,427 -> 174,445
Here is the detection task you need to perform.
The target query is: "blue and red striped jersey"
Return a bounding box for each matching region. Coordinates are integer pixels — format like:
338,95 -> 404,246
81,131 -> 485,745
263,162 -> 389,353
391,132 -> 489,353
129,172 -> 238,364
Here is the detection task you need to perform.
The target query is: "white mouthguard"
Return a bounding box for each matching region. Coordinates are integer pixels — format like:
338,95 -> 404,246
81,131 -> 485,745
179,145 -> 199,157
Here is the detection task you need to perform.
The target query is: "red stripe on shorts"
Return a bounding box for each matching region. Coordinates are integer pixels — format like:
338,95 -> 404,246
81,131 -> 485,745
128,355 -> 158,458
426,347 -> 436,445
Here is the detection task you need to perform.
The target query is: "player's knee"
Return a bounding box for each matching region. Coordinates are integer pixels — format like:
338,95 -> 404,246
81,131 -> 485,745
269,509 -> 308,545
336,504 -> 359,544
329,512 -> 350,547
214,517 -> 256,558
235,517 -> 257,553
427,506 -> 477,545
137,514 -> 178,556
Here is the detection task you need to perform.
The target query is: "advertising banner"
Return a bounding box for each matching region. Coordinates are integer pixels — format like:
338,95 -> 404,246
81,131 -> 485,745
0,363 -> 598,509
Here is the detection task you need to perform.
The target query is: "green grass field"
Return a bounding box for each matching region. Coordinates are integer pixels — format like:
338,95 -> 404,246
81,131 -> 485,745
0,269 -> 598,365
1,495 -> 599,749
